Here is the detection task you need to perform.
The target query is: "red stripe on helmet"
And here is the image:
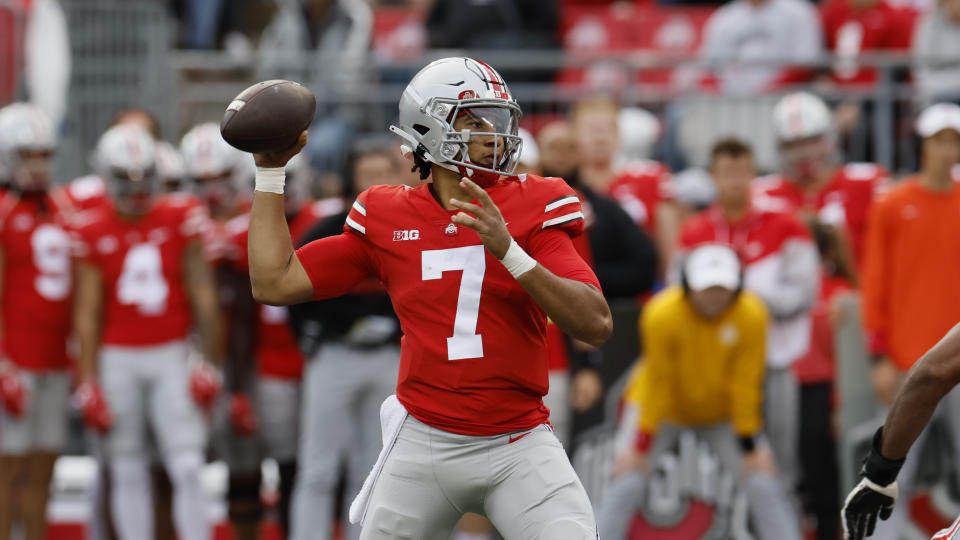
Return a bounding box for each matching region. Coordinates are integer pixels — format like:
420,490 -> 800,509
472,59 -> 510,100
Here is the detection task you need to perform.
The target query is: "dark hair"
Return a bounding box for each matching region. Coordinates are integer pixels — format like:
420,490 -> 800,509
111,108 -> 161,139
411,150 -> 432,181
808,219 -> 857,285
710,138 -> 753,167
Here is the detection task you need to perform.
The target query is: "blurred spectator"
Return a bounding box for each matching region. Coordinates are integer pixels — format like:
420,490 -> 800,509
425,0 -> 559,82
287,139 -> 403,540
258,0 -> 372,119
820,0 -> 916,87
155,141 -> 187,193
0,0 -> 70,127
174,0 -> 249,55
615,107 -> 661,169
571,97 -> 676,274
859,102 -> 960,540
793,220 -> 855,540
912,0 -> 960,105
675,138 -> 819,495
754,92 -> 890,269
537,120 -> 578,180
699,0 -> 823,94
598,244 -> 802,540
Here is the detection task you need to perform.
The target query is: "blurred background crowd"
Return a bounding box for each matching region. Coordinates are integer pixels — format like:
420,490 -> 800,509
2,0 -> 960,539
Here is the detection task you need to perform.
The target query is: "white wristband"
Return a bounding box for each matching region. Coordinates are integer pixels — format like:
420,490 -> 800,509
255,166 -> 286,194
500,239 -> 537,278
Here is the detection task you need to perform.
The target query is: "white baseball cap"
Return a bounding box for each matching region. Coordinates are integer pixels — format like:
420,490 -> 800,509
916,103 -> 960,138
684,244 -> 741,292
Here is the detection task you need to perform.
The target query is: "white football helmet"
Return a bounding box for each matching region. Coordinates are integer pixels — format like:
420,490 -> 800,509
772,92 -> 833,142
617,107 -> 660,166
180,122 -> 248,213
284,152 -> 315,209
390,57 -> 522,186
772,92 -> 837,182
0,102 -> 56,191
93,124 -> 158,214
154,140 -> 186,191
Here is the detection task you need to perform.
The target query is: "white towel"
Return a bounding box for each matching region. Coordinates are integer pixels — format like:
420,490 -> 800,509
348,394 -> 408,525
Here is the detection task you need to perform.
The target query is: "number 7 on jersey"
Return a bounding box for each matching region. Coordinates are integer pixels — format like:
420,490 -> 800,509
422,245 -> 485,360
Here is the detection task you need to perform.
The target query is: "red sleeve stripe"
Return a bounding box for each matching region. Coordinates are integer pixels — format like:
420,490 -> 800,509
345,216 -> 366,235
352,200 -> 366,216
542,211 -> 584,229
544,196 -> 579,212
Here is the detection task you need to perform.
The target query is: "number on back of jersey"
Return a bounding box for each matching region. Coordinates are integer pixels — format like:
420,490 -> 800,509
32,224 -> 71,301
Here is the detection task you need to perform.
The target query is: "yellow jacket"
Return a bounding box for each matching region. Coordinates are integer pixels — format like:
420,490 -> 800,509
634,286 -> 768,437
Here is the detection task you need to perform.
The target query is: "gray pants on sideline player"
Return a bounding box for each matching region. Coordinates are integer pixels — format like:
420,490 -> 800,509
597,423 -> 802,540
290,342 -> 399,540
764,366 -> 799,494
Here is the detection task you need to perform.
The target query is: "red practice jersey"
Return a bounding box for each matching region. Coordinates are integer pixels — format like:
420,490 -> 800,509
228,198 -> 342,379
752,163 -> 889,266
71,194 -> 210,347
820,0 -> 916,86
295,175 -> 601,436
607,160 -> 672,235
0,191 -> 74,371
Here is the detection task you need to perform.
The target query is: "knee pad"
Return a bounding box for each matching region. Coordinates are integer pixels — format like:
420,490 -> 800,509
538,518 -> 596,540
227,469 -> 263,523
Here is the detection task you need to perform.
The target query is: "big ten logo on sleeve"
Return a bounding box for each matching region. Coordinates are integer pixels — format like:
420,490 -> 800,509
31,224 -> 72,301
393,229 -> 420,241
117,243 -> 169,316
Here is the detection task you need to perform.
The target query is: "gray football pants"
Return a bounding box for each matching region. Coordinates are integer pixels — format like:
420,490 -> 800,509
597,423 -> 802,540
290,343 -> 399,540
764,366 -> 799,492
868,385 -> 960,540
359,415 -> 597,540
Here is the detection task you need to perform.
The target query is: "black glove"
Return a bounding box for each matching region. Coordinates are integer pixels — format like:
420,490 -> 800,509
842,427 -> 906,540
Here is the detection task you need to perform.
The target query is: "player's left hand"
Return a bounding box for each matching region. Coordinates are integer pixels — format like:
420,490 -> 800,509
450,177 -> 512,260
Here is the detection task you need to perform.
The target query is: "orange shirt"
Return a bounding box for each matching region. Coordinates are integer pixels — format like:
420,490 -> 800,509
861,178 -> 960,371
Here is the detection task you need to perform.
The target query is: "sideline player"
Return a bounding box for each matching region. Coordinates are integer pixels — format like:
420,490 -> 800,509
246,57 -> 612,539
71,124 -> 221,540
842,321 -> 960,540
754,92 -> 889,268
0,103 -> 73,540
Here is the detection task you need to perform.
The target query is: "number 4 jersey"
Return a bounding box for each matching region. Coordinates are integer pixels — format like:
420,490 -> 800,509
71,194 -> 211,347
0,191 -> 75,371
295,174 -> 601,435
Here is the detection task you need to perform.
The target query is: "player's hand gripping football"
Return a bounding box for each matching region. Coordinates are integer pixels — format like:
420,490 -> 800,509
252,131 -> 308,169
449,177 -> 512,259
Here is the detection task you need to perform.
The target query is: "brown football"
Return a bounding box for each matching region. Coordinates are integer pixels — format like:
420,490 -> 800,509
220,80 -> 316,153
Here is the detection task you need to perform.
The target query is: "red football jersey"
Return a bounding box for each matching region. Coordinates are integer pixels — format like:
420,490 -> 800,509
228,199 -> 342,379
295,175 -> 601,436
752,163 -> 889,266
0,192 -> 73,371
71,194 -> 210,347
820,0 -> 916,86
607,160 -> 672,234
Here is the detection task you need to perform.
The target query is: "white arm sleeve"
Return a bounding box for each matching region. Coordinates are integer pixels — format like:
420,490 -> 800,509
757,239 -> 820,320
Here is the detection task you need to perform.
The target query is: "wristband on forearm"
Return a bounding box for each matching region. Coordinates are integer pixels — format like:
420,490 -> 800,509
862,427 -> 906,486
255,166 -> 286,194
739,434 -> 758,453
500,239 -> 537,278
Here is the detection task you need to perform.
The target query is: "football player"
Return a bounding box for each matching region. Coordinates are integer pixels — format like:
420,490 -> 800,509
842,321 -> 960,540
0,103 -> 73,540
246,57 -> 612,539
754,92 -> 889,268
71,124 -> 221,540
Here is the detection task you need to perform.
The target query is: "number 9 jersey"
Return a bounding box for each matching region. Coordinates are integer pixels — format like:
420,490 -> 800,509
295,174 -> 601,436
70,194 -> 211,346
0,191 -> 75,370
